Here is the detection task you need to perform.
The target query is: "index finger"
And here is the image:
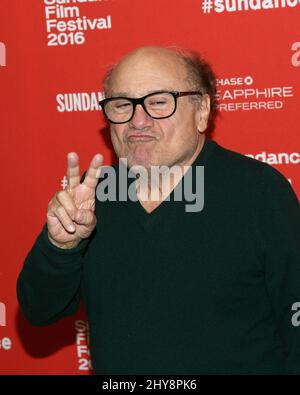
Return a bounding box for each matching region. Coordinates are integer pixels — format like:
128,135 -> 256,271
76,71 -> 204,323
82,153 -> 104,189
67,152 -> 80,189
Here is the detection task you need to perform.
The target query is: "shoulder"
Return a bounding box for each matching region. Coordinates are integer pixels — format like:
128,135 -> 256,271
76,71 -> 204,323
210,139 -> 299,206
211,140 -> 270,174
210,139 -> 289,183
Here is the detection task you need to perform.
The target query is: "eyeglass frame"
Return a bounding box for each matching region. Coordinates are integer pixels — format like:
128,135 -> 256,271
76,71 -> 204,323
99,90 -> 203,124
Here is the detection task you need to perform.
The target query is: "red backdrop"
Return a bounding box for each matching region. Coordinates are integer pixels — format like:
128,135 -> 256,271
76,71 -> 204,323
0,0 -> 299,374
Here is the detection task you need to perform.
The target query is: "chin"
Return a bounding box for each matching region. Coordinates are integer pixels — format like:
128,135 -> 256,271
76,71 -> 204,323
128,151 -> 157,169
129,159 -> 152,171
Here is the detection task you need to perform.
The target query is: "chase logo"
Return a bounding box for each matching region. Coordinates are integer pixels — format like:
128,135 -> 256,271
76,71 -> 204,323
0,42 -> 6,67
0,302 -> 6,326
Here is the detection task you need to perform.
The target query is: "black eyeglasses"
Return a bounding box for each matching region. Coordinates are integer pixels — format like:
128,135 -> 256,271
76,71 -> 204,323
99,91 -> 203,124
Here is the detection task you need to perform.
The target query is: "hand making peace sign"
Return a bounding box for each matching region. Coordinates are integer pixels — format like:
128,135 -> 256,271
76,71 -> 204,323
46,152 -> 103,249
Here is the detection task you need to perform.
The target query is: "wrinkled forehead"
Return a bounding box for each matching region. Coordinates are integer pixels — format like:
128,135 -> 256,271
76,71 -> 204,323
107,49 -> 189,97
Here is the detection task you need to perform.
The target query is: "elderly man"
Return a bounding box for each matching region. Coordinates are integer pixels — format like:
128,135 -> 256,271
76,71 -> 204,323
17,46 -> 300,374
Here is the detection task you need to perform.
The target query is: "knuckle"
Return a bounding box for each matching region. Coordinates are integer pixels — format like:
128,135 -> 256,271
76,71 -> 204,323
66,187 -> 74,198
56,190 -> 65,200
69,207 -> 76,218
88,211 -> 96,226
48,197 -> 59,212
47,199 -> 53,210
64,201 -> 76,217
86,209 -> 92,220
56,205 -> 65,217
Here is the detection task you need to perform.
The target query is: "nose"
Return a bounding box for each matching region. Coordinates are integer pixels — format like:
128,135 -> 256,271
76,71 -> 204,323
130,104 -> 153,129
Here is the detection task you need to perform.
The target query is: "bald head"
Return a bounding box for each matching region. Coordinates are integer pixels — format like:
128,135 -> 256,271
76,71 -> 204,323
103,45 -> 216,117
104,46 -> 190,97
114,46 -> 182,70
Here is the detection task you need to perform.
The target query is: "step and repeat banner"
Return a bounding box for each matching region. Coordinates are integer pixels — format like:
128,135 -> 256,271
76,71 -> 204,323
0,0 -> 299,374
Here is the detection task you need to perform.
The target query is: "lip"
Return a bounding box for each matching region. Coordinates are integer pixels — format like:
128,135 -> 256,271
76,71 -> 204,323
127,134 -> 156,142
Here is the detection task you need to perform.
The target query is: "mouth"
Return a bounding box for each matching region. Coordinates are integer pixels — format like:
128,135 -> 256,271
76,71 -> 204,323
127,134 -> 157,142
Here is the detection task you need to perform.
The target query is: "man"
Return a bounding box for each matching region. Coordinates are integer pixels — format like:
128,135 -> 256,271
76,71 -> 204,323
17,46 -> 300,374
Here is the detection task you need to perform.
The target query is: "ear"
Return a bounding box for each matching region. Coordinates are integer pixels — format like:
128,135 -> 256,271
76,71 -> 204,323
196,94 -> 211,133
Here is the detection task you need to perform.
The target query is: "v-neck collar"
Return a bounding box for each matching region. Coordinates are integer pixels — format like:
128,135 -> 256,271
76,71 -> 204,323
120,137 -> 218,230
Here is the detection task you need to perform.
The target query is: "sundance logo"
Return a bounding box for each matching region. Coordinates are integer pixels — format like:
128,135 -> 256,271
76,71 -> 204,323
0,42 -> 6,67
201,0 -> 300,14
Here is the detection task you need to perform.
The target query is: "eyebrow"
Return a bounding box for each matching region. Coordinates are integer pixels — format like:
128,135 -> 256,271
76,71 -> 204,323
109,89 -> 174,98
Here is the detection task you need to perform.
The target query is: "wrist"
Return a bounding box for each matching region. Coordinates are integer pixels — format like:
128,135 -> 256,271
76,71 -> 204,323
47,232 -> 80,250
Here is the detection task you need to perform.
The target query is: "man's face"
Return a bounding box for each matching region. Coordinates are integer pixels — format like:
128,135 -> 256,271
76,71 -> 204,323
107,48 -> 210,169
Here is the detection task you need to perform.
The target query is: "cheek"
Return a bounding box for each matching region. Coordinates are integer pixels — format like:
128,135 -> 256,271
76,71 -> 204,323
160,116 -> 193,145
110,127 -> 126,156
110,126 -> 125,146
160,115 -> 199,157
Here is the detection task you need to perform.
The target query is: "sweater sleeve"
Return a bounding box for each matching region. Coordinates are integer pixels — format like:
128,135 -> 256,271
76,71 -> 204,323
257,164 -> 300,374
17,223 -> 90,326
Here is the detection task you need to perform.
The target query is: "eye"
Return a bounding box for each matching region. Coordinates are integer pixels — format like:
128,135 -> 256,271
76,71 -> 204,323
115,102 -> 131,109
150,100 -> 167,105
111,100 -> 132,111
148,97 -> 169,107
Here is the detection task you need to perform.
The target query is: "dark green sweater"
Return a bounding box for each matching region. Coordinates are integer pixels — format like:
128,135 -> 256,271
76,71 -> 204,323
17,138 -> 300,374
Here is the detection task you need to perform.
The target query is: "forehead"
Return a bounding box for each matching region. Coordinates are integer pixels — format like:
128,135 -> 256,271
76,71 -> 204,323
108,49 -> 188,97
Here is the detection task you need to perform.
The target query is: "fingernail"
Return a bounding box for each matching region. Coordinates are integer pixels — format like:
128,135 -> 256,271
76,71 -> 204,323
68,224 -> 75,232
